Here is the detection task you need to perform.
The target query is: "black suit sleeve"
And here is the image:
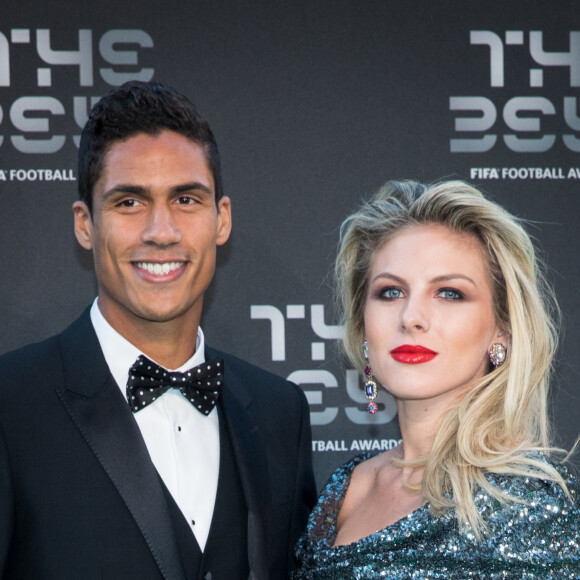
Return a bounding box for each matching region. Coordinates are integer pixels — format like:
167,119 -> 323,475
0,421 -> 14,577
287,388 -> 317,573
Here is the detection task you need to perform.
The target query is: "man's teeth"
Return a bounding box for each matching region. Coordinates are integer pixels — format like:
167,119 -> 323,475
137,262 -> 183,275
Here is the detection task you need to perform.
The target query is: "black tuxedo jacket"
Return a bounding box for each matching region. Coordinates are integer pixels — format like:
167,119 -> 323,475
0,310 -> 316,579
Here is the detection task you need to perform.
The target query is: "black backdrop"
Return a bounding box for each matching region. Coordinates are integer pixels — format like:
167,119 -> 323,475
1,0 -> 578,486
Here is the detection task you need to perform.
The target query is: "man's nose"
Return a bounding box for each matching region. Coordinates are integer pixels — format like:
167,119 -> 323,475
141,205 -> 182,246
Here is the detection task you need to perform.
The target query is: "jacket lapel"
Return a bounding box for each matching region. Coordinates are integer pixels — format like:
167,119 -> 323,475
56,311 -> 187,580
207,347 -> 271,580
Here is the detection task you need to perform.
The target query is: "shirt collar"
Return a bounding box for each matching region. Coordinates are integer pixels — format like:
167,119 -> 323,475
89,298 -> 205,398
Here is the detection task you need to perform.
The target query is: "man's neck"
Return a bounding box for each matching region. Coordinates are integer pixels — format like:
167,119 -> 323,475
131,330 -> 199,369
97,302 -> 201,370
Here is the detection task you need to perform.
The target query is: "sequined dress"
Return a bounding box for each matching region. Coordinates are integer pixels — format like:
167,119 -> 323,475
293,453 -> 580,579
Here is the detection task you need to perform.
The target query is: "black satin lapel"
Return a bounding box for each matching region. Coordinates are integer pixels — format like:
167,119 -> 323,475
219,370 -> 271,579
57,380 -> 186,580
56,312 -> 186,580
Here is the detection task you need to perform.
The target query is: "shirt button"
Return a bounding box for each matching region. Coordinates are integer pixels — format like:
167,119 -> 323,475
176,425 -> 182,432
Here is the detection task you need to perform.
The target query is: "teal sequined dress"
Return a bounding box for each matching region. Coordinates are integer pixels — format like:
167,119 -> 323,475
293,454 -> 580,579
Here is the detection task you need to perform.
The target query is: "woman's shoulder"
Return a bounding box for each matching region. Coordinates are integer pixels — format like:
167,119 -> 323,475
480,452 -> 579,538
320,453 -> 376,504
484,451 -> 578,501
298,453 -> 376,545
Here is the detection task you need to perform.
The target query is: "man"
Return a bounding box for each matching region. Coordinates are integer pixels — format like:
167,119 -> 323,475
0,81 -> 316,579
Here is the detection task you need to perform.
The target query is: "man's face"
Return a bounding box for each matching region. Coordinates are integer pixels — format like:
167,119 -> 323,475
73,130 -> 231,336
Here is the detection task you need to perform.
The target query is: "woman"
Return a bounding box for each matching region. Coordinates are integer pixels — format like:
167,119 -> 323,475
293,180 -> 579,578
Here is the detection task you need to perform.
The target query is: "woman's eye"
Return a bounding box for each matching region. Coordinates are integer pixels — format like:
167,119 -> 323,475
437,288 -> 463,300
380,287 -> 404,300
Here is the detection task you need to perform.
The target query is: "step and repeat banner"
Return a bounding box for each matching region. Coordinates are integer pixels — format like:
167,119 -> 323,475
1,0 -> 578,486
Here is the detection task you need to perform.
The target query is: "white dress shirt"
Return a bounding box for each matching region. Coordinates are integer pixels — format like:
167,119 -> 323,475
90,299 -> 220,551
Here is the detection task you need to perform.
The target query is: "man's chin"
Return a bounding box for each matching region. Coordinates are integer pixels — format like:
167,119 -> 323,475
98,293 -> 203,331
133,306 -> 194,324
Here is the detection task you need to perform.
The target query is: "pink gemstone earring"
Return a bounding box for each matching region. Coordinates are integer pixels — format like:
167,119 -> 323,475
363,341 -> 378,414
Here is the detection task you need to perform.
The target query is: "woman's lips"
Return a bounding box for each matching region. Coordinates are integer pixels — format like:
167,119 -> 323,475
389,344 -> 438,364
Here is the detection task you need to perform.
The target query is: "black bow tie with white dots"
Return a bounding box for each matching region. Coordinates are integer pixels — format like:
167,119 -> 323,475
127,355 -> 224,416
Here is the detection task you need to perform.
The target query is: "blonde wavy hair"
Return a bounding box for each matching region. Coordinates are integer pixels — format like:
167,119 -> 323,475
336,179 -> 571,537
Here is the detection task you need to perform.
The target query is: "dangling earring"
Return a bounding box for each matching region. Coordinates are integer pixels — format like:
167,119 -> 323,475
489,343 -> 507,367
363,340 -> 378,414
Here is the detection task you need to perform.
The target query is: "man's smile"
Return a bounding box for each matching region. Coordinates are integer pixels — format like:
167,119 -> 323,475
134,261 -> 186,275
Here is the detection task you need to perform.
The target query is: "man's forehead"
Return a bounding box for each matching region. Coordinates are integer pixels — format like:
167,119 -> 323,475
97,131 -> 214,187
102,130 -> 208,161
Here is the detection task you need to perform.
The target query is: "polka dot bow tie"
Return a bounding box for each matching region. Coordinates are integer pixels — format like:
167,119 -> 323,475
127,355 -> 224,416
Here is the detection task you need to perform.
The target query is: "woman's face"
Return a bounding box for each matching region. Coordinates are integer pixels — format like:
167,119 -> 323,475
364,223 -> 503,407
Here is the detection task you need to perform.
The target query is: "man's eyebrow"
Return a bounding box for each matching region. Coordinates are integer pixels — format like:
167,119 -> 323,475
101,182 -> 215,201
171,182 -> 214,196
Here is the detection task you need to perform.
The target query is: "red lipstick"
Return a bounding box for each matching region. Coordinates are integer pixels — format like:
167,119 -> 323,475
390,345 -> 437,364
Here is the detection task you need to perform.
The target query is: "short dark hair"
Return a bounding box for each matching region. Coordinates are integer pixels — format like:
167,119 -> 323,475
78,81 -> 223,212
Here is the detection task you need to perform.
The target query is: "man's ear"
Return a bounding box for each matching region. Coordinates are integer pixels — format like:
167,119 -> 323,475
216,196 -> 232,246
73,201 -> 94,250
